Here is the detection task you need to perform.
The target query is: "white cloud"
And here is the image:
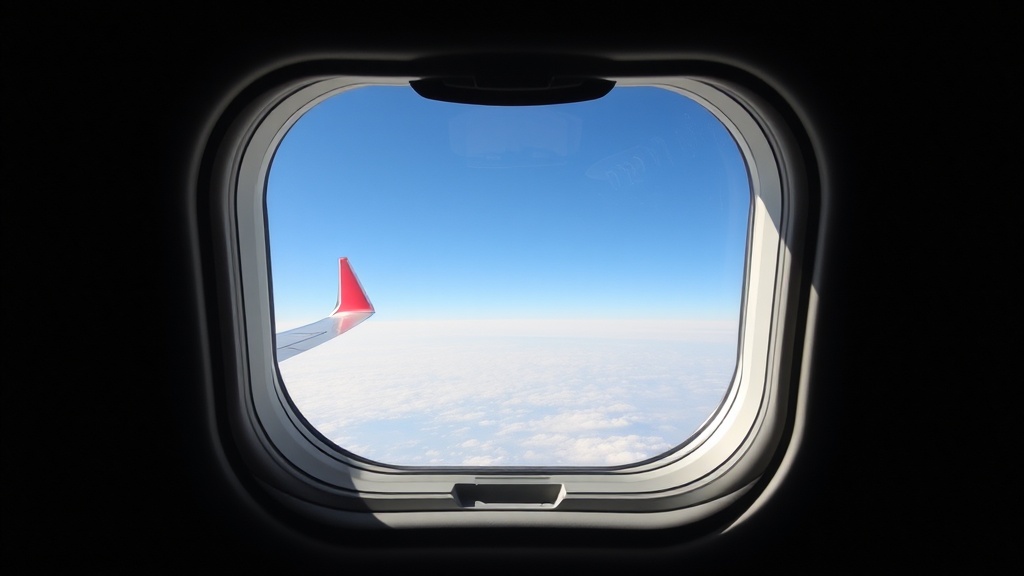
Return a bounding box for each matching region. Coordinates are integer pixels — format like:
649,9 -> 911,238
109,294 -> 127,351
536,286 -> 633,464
461,455 -> 505,466
280,320 -> 735,466
496,410 -> 632,436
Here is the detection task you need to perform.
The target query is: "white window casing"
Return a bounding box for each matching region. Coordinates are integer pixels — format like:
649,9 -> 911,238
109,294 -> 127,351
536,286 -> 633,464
207,64 -> 812,530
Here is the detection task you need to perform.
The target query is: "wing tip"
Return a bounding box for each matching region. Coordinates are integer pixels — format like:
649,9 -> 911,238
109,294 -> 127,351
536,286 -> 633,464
331,257 -> 375,315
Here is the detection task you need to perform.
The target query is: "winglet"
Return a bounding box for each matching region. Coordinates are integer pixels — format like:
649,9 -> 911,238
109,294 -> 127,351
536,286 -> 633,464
331,257 -> 374,316
275,258 -> 374,362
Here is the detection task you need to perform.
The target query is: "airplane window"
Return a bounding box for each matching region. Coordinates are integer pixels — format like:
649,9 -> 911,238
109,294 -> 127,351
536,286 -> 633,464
266,85 -> 750,467
218,66 -> 811,529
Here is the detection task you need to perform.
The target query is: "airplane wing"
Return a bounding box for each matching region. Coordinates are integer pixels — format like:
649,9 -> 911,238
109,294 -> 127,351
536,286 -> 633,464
275,257 -> 374,362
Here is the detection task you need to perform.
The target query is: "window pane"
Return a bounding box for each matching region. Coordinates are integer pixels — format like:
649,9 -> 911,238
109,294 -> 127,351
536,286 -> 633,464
267,85 -> 749,467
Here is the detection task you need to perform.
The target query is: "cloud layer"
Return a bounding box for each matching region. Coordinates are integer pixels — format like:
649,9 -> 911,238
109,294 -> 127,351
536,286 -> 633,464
280,320 -> 736,466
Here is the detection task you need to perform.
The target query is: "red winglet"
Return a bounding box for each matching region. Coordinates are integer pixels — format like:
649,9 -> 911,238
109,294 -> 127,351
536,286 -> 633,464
331,257 -> 374,315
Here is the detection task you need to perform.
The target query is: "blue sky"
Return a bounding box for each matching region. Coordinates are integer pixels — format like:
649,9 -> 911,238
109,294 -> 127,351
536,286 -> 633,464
266,85 -> 750,466
267,85 -> 749,328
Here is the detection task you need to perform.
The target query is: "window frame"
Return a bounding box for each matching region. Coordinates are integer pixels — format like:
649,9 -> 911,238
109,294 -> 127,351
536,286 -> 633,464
206,59 -> 812,530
